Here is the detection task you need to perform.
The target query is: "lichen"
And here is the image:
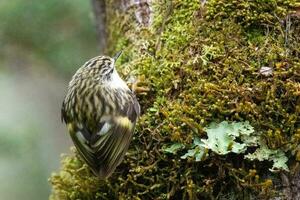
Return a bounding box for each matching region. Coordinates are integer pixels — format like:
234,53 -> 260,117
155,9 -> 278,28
245,143 -> 289,172
201,121 -> 255,155
50,0 -> 300,199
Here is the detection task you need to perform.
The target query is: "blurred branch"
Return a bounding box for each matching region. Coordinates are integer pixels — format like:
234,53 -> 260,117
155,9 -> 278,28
91,0 -> 107,53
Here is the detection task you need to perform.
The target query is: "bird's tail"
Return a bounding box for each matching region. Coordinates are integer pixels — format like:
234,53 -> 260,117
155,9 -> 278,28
68,119 -> 134,179
91,122 -> 133,179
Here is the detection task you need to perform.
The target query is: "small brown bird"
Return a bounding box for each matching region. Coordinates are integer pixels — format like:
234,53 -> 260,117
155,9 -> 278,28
61,51 -> 140,179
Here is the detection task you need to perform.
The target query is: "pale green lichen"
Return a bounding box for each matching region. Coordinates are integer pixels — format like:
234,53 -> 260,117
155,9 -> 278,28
245,143 -> 289,172
201,121 -> 254,155
168,121 -> 289,172
180,137 -> 206,162
163,143 -> 185,154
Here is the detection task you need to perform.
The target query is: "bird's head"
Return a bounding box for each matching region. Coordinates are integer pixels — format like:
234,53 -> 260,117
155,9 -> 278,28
82,51 -> 123,81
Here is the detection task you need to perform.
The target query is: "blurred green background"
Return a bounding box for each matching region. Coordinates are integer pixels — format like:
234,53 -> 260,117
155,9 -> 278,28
0,0 -> 98,199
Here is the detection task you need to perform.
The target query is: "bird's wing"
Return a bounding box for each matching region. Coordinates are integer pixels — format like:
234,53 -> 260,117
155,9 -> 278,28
66,94 -> 140,179
91,115 -> 136,178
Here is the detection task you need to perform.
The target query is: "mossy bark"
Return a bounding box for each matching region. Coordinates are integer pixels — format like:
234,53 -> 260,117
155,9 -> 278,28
50,1 -> 300,199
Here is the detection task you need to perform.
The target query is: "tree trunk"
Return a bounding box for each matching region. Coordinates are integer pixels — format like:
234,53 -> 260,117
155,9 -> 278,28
50,1 -> 300,199
91,0 -> 107,53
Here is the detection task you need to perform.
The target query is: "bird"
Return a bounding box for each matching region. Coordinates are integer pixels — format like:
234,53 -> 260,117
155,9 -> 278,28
61,51 -> 140,179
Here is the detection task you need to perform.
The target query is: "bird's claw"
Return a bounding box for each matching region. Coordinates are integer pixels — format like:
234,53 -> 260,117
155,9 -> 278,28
128,75 -> 150,95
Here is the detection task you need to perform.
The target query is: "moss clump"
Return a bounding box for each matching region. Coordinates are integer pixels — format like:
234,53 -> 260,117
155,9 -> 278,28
50,0 -> 300,199
206,0 -> 297,28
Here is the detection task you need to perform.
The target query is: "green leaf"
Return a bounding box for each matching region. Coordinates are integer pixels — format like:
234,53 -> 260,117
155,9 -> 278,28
163,143 -> 185,154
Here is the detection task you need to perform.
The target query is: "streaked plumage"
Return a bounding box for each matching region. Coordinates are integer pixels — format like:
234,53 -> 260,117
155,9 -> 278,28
61,52 -> 140,179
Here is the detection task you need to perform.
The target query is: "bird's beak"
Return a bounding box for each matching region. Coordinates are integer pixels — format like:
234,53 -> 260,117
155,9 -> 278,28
113,51 -> 123,62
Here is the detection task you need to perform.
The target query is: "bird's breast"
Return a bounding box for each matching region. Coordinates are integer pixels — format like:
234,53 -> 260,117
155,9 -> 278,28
108,71 -> 129,90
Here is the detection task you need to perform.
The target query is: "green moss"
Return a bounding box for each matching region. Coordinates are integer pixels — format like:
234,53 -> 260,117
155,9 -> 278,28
206,0 -> 297,28
50,0 -> 300,199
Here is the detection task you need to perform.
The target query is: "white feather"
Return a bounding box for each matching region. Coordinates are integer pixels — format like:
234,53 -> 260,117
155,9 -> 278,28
98,122 -> 112,136
109,70 -> 128,89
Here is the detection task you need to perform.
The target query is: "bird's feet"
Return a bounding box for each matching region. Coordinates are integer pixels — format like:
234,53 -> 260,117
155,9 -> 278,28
127,75 -> 150,95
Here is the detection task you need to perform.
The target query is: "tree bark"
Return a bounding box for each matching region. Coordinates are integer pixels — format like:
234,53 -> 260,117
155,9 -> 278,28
91,0 -> 107,53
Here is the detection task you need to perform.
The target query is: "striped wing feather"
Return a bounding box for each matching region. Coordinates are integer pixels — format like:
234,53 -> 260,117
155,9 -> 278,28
67,97 -> 139,179
92,120 -> 134,178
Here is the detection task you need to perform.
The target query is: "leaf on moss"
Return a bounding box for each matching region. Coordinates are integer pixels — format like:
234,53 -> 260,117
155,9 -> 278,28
245,144 -> 289,172
201,121 -> 254,155
163,143 -> 185,154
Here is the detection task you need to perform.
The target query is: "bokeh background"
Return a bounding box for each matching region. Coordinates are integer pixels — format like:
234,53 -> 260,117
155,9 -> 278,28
0,0 -> 98,199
